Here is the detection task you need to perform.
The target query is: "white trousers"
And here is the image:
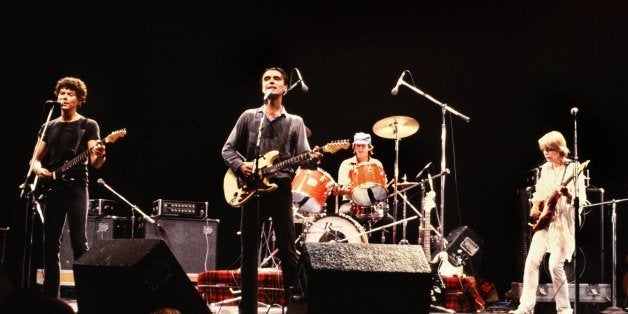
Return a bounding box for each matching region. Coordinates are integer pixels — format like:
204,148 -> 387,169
518,229 -> 572,313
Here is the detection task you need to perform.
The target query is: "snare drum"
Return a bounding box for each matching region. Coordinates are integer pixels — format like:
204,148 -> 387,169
303,213 -> 368,244
339,201 -> 387,221
350,162 -> 387,206
292,167 -> 336,214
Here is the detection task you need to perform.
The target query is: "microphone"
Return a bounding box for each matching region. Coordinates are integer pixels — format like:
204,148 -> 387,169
570,107 -> 579,116
97,178 -> 107,187
295,68 -> 309,93
414,161 -> 433,180
45,100 -> 62,106
391,70 -> 407,96
263,89 -> 273,101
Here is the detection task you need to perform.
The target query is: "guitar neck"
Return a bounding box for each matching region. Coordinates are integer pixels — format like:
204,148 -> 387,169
261,147 -> 320,176
55,145 -> 96,177
557,160 -> 590,189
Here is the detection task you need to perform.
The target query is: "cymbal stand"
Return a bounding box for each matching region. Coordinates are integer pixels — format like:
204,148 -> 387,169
399,175 -> 410,245
260,210 -> 309,267
581,198 -> 628,313
392,123 -> 400,244
258,218 -> 280,268
394,74 -> 470,252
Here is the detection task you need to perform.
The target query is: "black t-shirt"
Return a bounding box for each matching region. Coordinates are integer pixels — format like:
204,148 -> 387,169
39,117 -> 100,181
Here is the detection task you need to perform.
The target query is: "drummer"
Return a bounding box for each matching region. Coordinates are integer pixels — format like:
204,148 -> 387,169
335,132 -> 393,243
336,132 -> 382,201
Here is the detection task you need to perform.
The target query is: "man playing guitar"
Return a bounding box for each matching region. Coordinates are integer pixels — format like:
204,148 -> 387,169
510,131 -> 587,314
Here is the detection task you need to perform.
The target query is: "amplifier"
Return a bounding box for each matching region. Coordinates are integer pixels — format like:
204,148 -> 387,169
152,199 -> 208,219
89,199 -> 117,216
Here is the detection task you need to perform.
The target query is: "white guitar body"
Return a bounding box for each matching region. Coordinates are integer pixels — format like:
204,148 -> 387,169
431,251 -> 464,277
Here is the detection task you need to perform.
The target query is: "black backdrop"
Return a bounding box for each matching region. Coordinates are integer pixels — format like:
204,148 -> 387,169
2,1 -> 627,296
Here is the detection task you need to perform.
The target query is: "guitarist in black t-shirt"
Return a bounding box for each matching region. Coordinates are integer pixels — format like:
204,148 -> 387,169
29,77 -> 106,298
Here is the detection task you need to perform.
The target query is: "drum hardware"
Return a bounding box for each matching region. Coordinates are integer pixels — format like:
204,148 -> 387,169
335,215 -> 418,244
260,222 -> 305,268
347,201 -> 388,221
292,208 -> 318,225
399,175 -> 410,245
258,218 -> 279,268
373,115 -> 420,244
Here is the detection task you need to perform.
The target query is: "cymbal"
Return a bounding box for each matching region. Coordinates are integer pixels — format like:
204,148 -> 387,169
372,116 -> 419,139
305,126 -> 312,138
396,181 -> 419,188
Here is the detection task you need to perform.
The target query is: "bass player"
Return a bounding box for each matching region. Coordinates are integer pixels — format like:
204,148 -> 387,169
510,130 -> 586,314
221,67 -> 321,313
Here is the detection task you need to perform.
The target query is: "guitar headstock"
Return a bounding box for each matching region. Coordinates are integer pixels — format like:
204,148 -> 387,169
578,160 -> 590,173
322,140 -> 350,154
104,129 -> 127,144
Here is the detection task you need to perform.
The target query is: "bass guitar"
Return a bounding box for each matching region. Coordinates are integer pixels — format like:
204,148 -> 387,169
529,160 -> 589,233
223,140 -> 350,207
35,129 -> 127,199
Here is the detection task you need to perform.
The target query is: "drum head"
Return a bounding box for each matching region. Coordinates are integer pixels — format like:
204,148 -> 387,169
351,184 -> 388,207
303,214 -> 368,244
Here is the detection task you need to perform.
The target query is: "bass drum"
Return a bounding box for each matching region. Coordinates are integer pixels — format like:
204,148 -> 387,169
303,214 -> 368,244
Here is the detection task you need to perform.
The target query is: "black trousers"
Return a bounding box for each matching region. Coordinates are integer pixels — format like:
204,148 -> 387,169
42,182 -> 89,298
239,178 -> 299,313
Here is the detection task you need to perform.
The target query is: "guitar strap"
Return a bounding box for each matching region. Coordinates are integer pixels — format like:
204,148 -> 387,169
72,117 -> 88,156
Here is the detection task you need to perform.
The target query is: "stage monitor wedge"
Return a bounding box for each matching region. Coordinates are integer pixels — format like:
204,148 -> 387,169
296,242 -> 432,314
73,239 -> 209,314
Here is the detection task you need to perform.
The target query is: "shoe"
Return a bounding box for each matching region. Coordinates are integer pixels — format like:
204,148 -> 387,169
508,308 -> 532,314
286,286 -> 305,304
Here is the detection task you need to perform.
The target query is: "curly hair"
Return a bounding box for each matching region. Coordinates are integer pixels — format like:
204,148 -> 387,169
54,77 -> 87,102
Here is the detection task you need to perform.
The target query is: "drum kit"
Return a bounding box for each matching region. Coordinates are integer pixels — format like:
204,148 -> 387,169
291,115 -> 433,245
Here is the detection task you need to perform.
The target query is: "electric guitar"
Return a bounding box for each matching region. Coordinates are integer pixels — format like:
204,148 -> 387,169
223,140 -> 350,207
420,189 -> 447,302
35,129 -> 127,199
529,160 -> 589,233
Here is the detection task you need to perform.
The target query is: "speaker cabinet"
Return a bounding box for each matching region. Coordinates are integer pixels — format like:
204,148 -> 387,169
445,226 -> 484,276
60,216 -> 145,270
73,239 -> 209,314
144,218 -> 219,274
296,243 -> 431,314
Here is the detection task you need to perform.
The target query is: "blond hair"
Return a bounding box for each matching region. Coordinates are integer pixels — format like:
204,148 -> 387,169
538,131 -> 570,156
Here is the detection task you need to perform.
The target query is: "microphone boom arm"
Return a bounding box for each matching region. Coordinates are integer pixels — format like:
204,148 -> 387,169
397,79 -> 471,123
97,179 -> 162,231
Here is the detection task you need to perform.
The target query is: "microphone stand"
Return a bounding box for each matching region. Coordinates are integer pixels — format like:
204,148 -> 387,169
242,95 -> 267,312
580,198 -> 627,313
396,78 -> 470,253
571,109 -> 581,312
17,102 -> 56,288
97,179 -> 163,236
